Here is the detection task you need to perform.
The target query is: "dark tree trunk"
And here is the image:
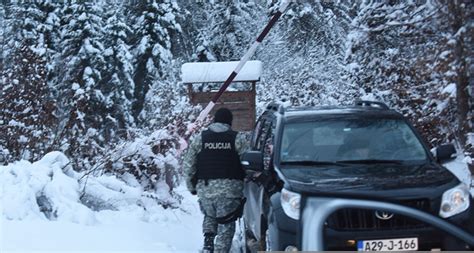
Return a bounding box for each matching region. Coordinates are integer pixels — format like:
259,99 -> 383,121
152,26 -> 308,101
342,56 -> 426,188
448,1 -> 471,146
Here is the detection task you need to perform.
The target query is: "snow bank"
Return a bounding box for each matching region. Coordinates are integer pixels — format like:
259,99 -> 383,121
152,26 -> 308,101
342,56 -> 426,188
2,184 -> 205,252
1,151 -> 96,223
0,152 -> 208,252
0,151 -> 187,225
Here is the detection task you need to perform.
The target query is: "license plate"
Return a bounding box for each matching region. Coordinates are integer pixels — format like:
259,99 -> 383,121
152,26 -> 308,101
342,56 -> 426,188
357,237 -> 418,251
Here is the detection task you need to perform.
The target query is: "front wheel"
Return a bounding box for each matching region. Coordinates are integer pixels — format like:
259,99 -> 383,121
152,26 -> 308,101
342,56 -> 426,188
240,217 -> 268,253
239,218 -> 259,253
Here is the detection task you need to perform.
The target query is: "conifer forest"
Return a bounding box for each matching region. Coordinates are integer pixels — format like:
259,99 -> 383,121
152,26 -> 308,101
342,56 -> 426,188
1,0 -> 472,198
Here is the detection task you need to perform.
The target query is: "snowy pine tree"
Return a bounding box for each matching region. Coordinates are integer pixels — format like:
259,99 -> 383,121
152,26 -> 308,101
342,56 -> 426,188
0,4 -> 5,98
192,0 -> 258,62
127,0 -> 181,120
344,0 -> 472,147
257,0 -> 356,109
1,3 -> 22,73
0,4 -> 5,69
100,5 -> 136,140
54,3 -> 108,169
34,1 -> 61,87
0,1 -> 472,200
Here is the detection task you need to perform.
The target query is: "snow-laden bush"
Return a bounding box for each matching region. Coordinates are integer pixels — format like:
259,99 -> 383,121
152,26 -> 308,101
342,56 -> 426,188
99,129 -> 181,194
0,151 -> 186,223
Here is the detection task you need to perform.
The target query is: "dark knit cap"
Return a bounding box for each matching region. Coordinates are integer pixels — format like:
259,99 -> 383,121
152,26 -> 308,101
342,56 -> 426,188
214,107 -> 233,126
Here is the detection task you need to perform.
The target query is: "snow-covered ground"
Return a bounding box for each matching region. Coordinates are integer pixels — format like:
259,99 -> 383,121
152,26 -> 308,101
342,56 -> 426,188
0,152 -> 205,252
1,152 -> 472,252
2,214 -> 200,252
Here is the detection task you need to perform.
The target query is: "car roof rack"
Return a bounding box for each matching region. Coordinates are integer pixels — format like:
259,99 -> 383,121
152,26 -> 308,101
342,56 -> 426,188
355,100 -> 390,110
266,102 -> 285,114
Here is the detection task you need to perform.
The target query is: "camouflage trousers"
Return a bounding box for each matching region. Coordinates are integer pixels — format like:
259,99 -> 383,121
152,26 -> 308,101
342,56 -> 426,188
199,197 -> 241,253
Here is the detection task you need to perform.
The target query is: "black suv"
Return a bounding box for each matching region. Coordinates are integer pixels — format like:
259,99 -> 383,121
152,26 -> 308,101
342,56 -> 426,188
241,101 -> 473,251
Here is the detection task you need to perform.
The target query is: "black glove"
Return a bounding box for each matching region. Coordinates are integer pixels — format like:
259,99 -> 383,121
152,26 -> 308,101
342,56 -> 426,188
191,190 -> 197,195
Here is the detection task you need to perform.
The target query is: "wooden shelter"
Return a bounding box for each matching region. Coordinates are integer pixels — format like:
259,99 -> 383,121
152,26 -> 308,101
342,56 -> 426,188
181,61 -> 262,131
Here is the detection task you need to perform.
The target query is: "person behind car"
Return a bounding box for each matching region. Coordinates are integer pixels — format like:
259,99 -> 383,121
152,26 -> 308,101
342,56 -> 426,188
337,133 -> 371,160
183,107 -> 249,253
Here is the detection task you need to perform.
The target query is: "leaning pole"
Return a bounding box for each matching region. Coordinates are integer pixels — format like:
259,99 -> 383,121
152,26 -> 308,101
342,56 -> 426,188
195,0 -> 292,123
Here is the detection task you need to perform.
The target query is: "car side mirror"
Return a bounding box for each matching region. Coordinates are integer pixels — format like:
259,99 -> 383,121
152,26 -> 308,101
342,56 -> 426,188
241,151 -> 264,172
436,144 -> 456,163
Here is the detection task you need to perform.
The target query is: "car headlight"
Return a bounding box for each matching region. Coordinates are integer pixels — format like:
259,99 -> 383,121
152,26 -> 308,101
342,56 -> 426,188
439,183 -> 470,218
281,188 -> 301,220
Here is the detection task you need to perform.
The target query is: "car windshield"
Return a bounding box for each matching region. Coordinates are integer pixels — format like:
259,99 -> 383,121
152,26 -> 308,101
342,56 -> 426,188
280,118 -> 428,163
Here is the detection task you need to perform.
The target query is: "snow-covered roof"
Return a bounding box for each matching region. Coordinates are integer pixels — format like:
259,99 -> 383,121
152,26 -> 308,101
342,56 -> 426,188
181,60 -> 262,83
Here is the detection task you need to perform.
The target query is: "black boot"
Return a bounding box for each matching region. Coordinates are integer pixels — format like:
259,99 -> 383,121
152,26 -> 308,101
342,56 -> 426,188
203,233 -> 215,253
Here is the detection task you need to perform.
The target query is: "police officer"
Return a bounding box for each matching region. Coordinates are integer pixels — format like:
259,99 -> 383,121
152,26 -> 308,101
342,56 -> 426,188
184,107 -> 248,253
